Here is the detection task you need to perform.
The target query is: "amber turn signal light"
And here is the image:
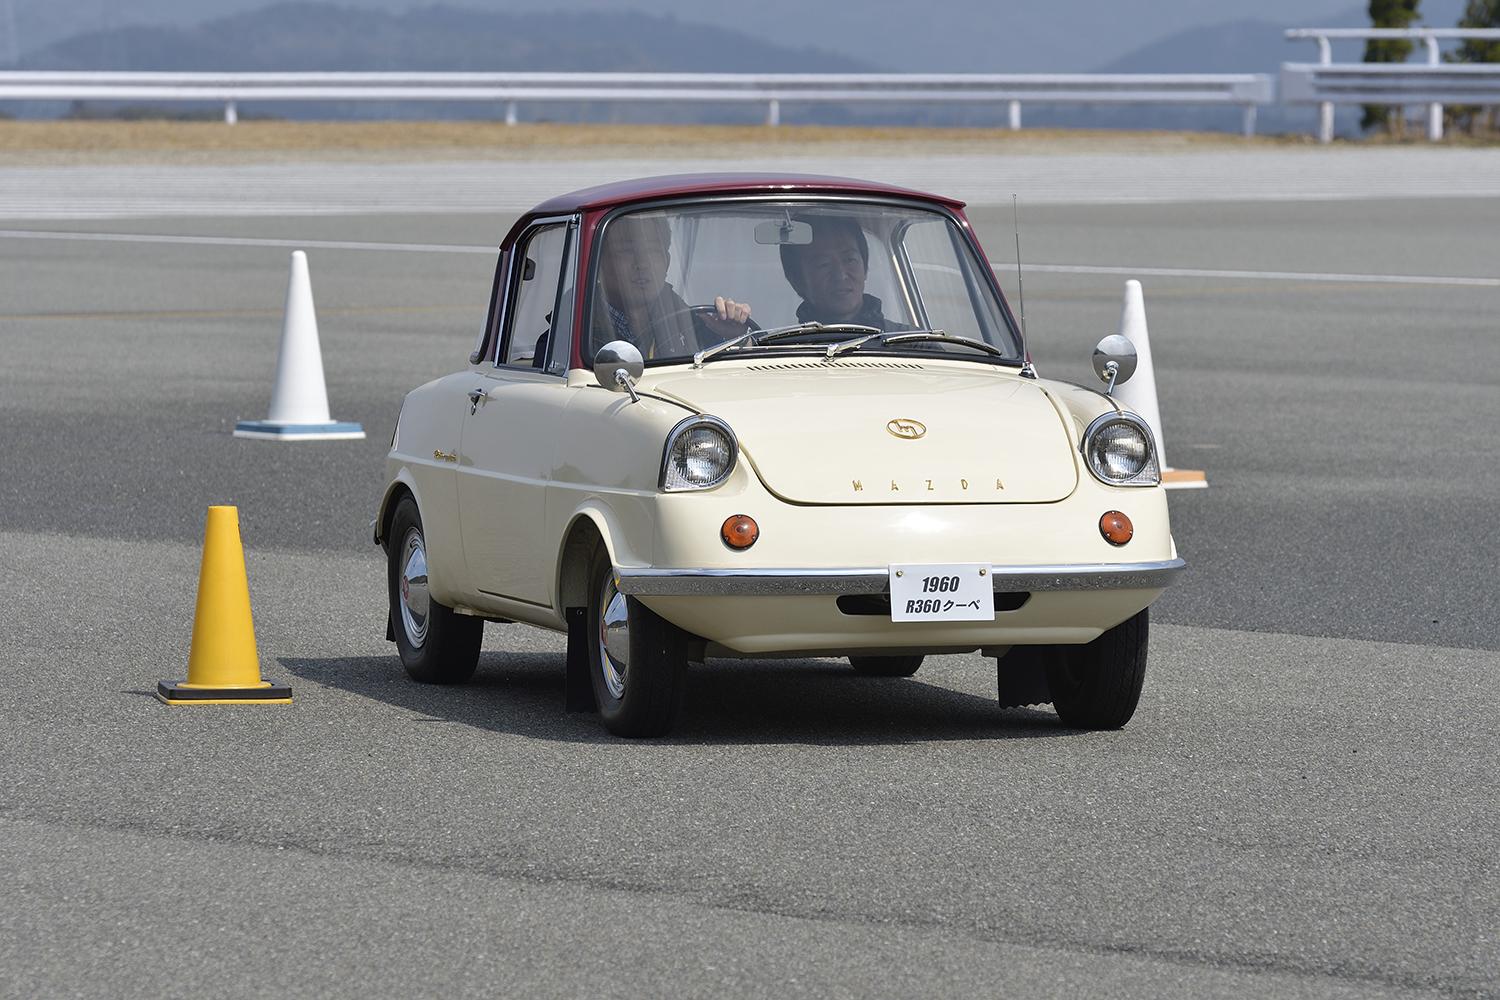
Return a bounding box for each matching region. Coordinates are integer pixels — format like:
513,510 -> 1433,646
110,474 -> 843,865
1099,510 -> 1133,546
721,514 -> 759,549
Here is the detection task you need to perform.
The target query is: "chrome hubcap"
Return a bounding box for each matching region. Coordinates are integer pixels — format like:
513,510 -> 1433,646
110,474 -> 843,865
399,528 -> 430,647
597,572 -> 630,700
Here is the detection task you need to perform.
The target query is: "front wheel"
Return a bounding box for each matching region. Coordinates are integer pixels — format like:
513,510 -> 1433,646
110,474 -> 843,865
387,496 -> 482,684
1045,609 -> 1149,729
586,546 -> 689,737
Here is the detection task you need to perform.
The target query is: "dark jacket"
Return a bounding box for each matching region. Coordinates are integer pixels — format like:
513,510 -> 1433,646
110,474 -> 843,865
794,293 -> 898,332
589,284 -> 719,360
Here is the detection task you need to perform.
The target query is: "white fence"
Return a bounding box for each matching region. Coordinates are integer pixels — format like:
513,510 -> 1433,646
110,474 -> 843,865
5,38 -> 1500,142
1284,28 -> 1500,142
0,70 -> 1274,134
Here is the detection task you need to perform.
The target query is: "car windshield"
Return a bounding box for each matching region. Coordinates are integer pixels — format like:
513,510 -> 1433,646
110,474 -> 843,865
582,199 -> 1022,366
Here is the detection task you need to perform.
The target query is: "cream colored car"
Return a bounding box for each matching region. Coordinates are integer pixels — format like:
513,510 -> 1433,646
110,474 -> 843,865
376,175 -> 1183,737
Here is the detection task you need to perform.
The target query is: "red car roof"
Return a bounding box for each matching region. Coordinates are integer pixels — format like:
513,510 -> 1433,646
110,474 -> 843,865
524,172 -> 966,218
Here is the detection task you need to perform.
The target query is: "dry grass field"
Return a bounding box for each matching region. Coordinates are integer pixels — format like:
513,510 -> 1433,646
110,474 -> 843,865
0,119 -> 1304,164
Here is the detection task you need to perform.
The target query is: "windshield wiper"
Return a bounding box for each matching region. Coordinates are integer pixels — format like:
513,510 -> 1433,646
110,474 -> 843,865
692,329 -> 757,368
693,322 -> 884,368
824,328 -> 952,359
878,331 -> 1005,358
757,321 -> 883,341
824,331 -> 889,359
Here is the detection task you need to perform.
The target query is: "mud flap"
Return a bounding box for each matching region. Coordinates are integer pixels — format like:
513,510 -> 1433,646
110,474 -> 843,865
385,612 -> 395,643
996,645 -> 1055,709
565,606 -> 597,713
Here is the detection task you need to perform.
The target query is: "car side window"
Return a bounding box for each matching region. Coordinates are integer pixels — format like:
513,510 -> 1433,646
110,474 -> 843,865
501,223 -> 573,369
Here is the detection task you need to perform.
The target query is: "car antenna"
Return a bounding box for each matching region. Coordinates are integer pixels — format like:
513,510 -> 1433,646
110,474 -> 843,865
1013,194 -> 1036,379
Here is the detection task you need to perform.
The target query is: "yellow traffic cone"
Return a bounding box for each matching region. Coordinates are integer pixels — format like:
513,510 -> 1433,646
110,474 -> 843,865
157,506 -> 292,705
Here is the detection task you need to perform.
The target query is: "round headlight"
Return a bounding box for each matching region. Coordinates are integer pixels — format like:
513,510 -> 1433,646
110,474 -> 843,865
661,416 -> 737,491
1082,414 -> 1159,487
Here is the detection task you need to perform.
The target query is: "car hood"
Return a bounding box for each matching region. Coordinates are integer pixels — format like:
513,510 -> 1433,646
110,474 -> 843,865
647,360 -> 1078,504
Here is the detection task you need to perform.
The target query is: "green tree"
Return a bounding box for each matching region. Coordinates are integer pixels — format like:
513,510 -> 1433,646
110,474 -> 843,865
1448,0 -> 1500,133
1362,0 -> 1422,133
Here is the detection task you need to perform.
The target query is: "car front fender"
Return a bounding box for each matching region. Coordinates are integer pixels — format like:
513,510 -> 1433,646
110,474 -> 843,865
553,500 -> 644,614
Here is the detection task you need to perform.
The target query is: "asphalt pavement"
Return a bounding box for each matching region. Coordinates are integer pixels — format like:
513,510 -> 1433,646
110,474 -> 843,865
1,191 -> 1496,998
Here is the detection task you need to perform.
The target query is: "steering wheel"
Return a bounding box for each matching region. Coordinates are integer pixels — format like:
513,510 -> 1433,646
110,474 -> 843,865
676,303 -> 762,334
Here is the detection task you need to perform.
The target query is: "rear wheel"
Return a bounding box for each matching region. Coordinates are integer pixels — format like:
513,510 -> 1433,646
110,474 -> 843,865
586,545 -> 689,737
387,496 -> 482,684
1046,609 -> 1149,729
847,655 -> 924,677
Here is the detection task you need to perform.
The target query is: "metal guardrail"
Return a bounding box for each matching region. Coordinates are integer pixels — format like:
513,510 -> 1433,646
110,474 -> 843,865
1282,64 -> 1500,103
0,70 -> 1275,134
4,46 -> 1496,142
1285,28 -> 1500,142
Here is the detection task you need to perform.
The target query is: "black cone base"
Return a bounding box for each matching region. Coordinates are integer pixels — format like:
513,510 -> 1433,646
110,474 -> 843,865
157,680 -> 293,704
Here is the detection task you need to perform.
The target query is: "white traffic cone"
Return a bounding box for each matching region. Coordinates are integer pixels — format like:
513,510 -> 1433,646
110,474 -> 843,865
234,251 -> 364,441
1113,280 -> 1205,490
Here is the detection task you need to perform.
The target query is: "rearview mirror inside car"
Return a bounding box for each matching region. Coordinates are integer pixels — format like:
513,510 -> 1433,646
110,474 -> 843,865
754,220 -> 813,245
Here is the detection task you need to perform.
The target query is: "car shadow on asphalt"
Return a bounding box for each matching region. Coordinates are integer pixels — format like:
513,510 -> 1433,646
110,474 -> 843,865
280,652 -> 1070,745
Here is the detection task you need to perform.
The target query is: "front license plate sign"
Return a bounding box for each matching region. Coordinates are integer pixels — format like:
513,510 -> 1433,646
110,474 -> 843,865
888,564 -> 994,622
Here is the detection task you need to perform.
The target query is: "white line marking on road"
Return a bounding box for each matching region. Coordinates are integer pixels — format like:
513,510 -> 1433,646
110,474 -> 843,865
2,227 -> 1497,287
1026,262 -> 1500,288
0,228 -> 492,254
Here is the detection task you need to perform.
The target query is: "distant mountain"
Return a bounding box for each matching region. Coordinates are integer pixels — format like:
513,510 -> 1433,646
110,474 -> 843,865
1098,19 -> 1331,75
18,2 -> 873,73
1098,0 -> 1472,74
12,0 -> 1482,131
1081,0 -> 1475,137
3,0 -> 1407,75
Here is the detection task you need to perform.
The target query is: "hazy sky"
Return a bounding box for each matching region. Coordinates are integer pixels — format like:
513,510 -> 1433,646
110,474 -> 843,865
3,0 -> 1373,71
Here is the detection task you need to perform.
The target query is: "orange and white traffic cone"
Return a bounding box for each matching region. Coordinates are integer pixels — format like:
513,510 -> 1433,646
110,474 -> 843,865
1114,279 -> 1207,490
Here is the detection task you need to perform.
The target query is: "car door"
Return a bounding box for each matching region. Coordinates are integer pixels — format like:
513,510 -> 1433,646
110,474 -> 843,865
456,217 -> 577,607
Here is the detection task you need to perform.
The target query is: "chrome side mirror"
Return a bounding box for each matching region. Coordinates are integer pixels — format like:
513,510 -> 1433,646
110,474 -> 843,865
1091,335 -> 1137,396
593,340 -> 644,404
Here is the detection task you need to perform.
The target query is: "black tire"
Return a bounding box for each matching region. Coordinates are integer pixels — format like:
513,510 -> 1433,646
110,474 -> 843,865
847,655 -> 924,677
1046,608 -> 1149,729
586,545 -> 688,737
387,495 -> 482,684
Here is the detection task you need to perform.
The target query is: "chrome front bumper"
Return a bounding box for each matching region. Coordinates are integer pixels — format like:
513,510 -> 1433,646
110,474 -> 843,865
614,558 -> 1185,597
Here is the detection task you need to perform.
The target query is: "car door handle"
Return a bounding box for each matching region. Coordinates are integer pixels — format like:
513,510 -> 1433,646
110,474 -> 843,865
467,387 -> 488,415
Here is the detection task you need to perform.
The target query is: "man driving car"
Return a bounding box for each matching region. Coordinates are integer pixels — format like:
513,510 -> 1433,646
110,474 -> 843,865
591,213 -> 752,359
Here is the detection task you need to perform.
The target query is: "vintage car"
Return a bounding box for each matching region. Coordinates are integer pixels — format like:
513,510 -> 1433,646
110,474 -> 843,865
376,174 -> 1183,737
